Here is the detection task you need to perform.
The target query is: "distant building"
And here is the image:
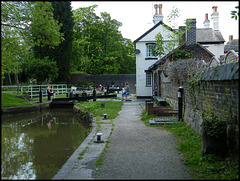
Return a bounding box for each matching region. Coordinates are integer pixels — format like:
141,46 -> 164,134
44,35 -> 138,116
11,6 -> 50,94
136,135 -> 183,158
224,35 -> 239,54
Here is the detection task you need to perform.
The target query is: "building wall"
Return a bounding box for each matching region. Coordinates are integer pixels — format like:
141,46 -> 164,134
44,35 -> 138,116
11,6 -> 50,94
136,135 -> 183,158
202,43 -> 224,59
135,24 -> 176,98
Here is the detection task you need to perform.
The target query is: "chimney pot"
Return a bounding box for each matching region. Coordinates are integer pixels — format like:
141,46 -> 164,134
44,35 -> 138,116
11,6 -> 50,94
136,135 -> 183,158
154,4 -> 158,14
159,4 -> 162,15
153,4 -> 163,24
212,6 -> 218,12
229,35 -> 233,41
211,6 -> 219,31
205,13 -> 208,20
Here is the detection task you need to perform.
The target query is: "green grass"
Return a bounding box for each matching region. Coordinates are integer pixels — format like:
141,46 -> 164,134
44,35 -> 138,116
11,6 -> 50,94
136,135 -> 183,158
76,101 -> 123,119
140,110 -> 239,180
1,92 -> 68,109
1,93 -> 35,109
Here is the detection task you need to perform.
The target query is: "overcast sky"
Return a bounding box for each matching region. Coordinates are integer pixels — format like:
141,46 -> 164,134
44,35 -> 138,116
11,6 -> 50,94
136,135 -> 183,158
71,1 -> 239,44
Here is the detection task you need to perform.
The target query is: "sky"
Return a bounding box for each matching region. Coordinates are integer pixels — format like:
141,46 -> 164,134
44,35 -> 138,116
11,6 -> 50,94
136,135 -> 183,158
71,1 -> 239,44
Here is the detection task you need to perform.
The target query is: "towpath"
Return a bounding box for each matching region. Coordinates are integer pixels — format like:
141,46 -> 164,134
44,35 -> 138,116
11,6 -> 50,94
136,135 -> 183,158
53,97 -> 193,179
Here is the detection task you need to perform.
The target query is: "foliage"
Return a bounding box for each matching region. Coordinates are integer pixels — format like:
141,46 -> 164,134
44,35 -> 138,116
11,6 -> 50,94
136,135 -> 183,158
172,49 -> 193,60
162,122 -> 238,180
231,6 -> 239,20
33,1 -> 74,83
201,110 -> 227,138
71,5 -> 135,75
153,8 -> 196,59
27,56 -> 58,84
1,1 -> 63,83
164,58 -> 207,86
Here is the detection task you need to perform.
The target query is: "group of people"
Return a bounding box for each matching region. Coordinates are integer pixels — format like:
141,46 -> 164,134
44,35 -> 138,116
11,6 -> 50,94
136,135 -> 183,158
100,81 -> 130,101
47,81 -> 131,101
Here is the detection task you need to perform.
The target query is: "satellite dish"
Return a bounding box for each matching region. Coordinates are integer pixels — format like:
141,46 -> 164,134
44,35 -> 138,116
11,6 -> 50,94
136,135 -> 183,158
134,49 -> 141,54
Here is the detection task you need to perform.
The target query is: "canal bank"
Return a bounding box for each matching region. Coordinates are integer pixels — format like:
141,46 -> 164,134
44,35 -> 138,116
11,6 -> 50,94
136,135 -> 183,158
53,98 -> 193,179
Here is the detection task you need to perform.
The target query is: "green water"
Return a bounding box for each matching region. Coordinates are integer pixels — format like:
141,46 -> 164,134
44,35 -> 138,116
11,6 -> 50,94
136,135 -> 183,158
1,109 -> 90,179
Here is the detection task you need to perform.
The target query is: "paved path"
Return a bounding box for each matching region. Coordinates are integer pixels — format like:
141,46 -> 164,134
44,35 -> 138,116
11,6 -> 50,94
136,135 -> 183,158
53,98 -> 193,180
94,98 -> 193,179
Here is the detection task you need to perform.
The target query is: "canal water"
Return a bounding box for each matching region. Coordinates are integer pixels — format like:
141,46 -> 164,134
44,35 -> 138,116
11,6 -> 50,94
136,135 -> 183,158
1,109 -> 90,180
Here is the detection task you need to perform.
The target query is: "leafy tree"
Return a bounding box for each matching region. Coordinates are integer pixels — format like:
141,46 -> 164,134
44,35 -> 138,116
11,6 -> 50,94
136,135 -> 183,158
27,56 -> 58,84
152,6 -> 193,59
1,1 -> 63,84
33,1 -> 74,83
71,5 -> 135,75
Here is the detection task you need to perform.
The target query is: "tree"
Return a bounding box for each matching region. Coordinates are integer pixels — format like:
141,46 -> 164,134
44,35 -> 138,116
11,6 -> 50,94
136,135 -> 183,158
71,5 -> 136,75
1,1 -> 63,84
27,57 -> 58,84
33,1 -> 74,83
152,6 -> 193,59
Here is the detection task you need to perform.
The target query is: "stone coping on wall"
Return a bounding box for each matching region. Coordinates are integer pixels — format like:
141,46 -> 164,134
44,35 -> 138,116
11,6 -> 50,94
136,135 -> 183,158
201,62 -> 239,81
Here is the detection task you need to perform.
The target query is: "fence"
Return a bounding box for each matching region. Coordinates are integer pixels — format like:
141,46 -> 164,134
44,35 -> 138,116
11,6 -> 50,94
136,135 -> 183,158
1,84 -> 68,98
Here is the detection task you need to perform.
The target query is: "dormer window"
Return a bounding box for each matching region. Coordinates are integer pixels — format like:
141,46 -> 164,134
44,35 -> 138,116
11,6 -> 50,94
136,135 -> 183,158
146,43 -> 157,60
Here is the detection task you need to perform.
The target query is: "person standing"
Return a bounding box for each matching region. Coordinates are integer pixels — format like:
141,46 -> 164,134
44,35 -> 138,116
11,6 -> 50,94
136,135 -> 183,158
47,84 -> 55,100
121,82 -> 130,101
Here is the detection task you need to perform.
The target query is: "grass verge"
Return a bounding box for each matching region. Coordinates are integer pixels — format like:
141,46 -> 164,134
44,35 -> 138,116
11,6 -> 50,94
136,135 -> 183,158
1,92 -> 67,109
76,101 -> 123,119
1,93 -> 35,109
140,110 -> 239,180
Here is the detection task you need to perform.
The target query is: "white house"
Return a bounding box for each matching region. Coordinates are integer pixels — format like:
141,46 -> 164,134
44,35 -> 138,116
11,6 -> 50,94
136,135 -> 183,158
134,4 -> 177,98
134,5 -> 225,98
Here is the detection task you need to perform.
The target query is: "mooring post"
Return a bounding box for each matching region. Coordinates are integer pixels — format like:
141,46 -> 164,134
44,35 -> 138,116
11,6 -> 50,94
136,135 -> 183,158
39,90 -> 42,103
178,86 -> 183,121
93,88 -> 96,101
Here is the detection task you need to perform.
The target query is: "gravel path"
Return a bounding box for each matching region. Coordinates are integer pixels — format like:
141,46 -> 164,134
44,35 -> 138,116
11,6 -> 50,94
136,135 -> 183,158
94,98 -> 193,180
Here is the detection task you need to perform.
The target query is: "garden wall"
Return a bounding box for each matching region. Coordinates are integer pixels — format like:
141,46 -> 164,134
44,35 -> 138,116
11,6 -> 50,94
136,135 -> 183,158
68,74 -> 136,93
161,62 -> 239,151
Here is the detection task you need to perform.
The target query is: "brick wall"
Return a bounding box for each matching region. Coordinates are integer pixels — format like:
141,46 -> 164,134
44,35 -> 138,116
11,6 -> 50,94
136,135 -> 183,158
68,74 -> 136,93
160,62 -> 239,152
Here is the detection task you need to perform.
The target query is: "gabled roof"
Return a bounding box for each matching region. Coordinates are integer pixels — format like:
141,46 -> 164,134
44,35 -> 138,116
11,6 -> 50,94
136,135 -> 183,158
196,28 -> 225,43
148,43 -> 215,71
224,39 -> 239,53
133,21 -> 176,44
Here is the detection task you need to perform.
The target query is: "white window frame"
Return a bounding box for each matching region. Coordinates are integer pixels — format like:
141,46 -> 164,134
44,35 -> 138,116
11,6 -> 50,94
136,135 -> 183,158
146,72 -> 152,87
146,43 -> 157,58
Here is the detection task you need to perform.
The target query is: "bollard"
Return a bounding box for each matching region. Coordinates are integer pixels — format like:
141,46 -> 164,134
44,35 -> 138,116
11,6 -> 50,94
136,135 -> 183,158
39,90 -> 42,103
178,86 -> 183,121
94,133 -> 104,143
103,113 -> 107,119
93,88 -> 96,101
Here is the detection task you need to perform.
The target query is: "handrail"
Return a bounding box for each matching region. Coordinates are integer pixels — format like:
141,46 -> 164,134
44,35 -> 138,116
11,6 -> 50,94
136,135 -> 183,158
1,84 -> 68,98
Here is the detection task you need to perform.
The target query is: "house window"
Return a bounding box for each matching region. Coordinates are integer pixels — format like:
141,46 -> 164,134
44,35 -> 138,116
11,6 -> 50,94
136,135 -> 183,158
146,43 -> 157,58
146,72 -> 152,87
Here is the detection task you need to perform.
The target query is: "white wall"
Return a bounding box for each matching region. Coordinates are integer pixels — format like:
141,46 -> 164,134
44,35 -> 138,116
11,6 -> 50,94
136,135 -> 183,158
202,43 -> 224,58
135,24 -> 176,97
